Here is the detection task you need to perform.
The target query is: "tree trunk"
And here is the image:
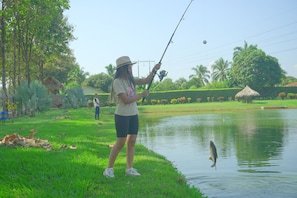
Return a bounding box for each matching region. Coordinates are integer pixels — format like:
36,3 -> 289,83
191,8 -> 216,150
39,60 -> 44,82
12,30 -> 17,93
1,0 -> 8,111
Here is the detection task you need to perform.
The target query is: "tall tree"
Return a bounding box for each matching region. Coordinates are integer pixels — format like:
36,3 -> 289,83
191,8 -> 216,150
231,48 -> 282,87
211,58 -> 231,81
33,12 -> 74,82
280,75 -> 296,86
186,77 -> 202,89
189,64 -> 210,86
233,41 -> 258,59
155,78 -> 177,91
83,73 -> 112,93
10,0 -> 71,85
1,0 -> 7,110
66,66 -> 89,88
175,77 -> 187,90
43,52 -> 77,83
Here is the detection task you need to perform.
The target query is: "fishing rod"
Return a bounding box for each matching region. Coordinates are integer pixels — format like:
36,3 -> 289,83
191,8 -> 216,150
142,0 -> 194,102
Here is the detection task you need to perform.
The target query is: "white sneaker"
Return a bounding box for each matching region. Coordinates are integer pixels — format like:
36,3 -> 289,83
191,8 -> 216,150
126,168 -> 140,176
103,168 -> 114,178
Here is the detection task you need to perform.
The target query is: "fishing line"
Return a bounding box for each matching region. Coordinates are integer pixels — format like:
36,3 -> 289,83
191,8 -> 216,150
142,0 -> 194,102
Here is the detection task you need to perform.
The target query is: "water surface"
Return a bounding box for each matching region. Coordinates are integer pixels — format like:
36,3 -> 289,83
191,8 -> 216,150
138,109 -> 297,198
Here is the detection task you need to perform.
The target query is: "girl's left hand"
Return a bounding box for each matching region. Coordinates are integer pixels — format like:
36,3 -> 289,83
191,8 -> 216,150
153,63 -> 161,72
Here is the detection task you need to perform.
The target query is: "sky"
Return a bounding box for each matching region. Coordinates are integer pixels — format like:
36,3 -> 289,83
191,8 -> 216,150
65,0 -> 297,81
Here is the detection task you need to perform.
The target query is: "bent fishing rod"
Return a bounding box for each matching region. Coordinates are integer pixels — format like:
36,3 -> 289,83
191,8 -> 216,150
142,0 -> 194,102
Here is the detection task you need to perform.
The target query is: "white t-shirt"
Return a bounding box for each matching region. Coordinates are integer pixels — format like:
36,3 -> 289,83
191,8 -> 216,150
112,78 -> 140,116
93,97 -> 100,107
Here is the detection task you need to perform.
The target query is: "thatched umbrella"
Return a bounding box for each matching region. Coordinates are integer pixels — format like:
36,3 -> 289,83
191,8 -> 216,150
235,85 -> 260,103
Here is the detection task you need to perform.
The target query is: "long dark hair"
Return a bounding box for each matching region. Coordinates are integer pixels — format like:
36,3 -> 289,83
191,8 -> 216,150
114,64 -> 135,86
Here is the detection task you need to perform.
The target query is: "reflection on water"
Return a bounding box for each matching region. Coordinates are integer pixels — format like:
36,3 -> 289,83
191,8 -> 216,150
138,109 -> 297,198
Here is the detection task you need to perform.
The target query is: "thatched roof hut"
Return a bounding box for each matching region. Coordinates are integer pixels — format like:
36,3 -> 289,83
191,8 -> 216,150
235,85 -> 260,102
43,76 -> 64,94
43,76 -> 65,108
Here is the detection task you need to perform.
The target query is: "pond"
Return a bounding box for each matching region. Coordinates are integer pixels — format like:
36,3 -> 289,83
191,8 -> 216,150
138,109 -> 297,198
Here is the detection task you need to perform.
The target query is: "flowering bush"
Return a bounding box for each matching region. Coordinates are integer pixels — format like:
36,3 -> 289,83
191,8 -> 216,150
161,99 -> 168,104
178,97 -> 186,104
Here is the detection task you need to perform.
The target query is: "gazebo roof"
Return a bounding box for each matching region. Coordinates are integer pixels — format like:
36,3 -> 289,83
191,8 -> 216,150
235,85 -> 260,98
284,82 -> 297,87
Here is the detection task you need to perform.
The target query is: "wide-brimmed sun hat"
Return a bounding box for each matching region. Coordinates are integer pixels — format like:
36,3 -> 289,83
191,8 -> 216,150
116,56 -> 137,69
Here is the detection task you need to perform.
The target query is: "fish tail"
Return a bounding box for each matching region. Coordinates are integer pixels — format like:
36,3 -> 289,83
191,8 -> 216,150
211,163 -> 216,168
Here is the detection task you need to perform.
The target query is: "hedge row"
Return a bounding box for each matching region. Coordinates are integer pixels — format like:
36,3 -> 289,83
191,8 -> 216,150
86,86 -> 297,106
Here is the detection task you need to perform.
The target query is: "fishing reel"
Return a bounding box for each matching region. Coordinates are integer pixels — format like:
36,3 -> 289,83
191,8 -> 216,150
157,70 -> 168,82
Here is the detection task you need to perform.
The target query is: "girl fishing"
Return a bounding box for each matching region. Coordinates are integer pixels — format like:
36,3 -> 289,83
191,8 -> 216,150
103,56 -> 161,178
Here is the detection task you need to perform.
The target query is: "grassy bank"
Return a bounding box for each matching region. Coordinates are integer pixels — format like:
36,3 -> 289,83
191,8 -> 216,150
1,100 -> 296,197
0,107 -> 204,198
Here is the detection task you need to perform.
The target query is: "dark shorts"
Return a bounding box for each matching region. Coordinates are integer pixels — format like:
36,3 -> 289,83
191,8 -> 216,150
114,114 -> 139,138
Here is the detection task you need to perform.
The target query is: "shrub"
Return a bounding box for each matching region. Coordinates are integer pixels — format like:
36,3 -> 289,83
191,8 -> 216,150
178,96 -> 186,103
278,92 -> 286,100
6,100 -> 17,112
287,93 -> 296,99
151,99 -> 157,105
196,98 -> 202,103
5,100 -> 18,118
87,100 -> 93,107
217,97 -> 224,102
170,98 -> 178,104
161,99 -> 168,104
14,80 -> 51,116
63,87 -> 87,108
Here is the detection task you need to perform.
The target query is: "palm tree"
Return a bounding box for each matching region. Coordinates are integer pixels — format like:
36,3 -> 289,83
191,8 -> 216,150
67,66 -> 89,86
233,41 -> 258,59
105,64 -> 116,78
211,58 -> 231,81
189,64 -> 210,86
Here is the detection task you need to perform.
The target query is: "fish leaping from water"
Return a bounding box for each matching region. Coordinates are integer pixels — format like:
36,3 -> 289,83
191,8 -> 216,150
209,141 -> 218,168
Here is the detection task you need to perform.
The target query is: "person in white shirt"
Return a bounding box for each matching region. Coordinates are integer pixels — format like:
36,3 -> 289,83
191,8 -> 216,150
93,93 -> 100,120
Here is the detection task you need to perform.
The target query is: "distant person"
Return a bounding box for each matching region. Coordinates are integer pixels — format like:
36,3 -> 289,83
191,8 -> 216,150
93,93 -> 100,120
103,56 -> 161,178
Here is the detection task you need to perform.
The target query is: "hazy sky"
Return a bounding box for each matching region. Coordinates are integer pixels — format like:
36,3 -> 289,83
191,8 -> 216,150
66,0 -> 297,81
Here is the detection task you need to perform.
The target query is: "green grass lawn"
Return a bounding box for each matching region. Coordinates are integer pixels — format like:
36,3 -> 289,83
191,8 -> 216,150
1,100 -> 296,198
0,107 -> 204,198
